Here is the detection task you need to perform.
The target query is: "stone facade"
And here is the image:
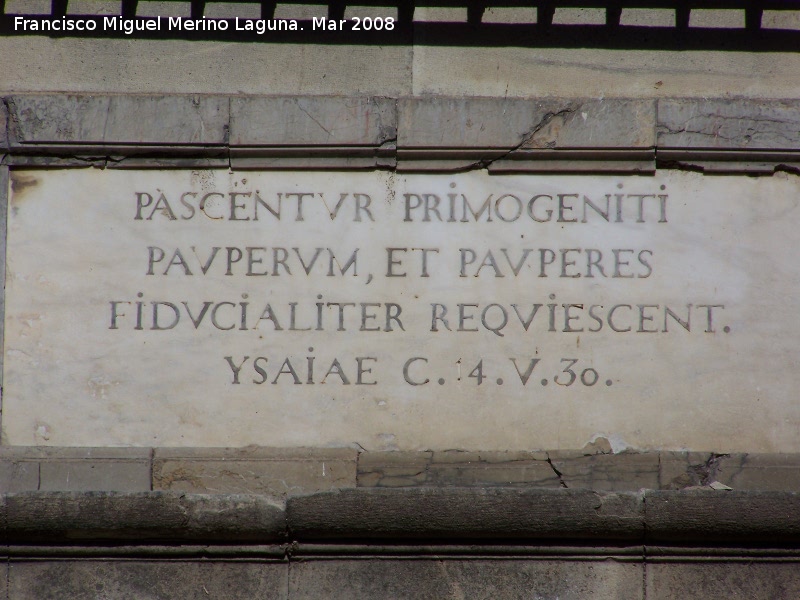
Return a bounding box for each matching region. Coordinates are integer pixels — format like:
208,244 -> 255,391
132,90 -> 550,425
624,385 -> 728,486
4,5 -> 800,595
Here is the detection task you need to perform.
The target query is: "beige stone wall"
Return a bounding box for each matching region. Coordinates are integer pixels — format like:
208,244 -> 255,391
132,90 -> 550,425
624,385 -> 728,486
2,7 -> 800,97
3,38 -> 800,98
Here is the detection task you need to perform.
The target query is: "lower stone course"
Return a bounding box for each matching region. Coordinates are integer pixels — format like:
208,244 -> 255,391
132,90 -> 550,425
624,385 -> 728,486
5,447 -> 800,494
7,556 -> 800,599
7,560 -> 289,600
287,559 -> 642,600
646,562 -> 800,600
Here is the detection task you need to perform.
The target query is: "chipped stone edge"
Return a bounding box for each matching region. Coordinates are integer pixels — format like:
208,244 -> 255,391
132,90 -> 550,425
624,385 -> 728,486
656,97 -> 800,171
396,97 -> 656,151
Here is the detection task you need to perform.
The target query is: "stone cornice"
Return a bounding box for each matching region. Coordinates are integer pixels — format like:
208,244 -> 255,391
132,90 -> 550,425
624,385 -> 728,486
3,95 -> 799,172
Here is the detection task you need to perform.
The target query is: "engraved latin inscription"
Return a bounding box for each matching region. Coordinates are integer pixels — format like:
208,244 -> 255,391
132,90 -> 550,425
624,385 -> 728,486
3,170 -> 795,451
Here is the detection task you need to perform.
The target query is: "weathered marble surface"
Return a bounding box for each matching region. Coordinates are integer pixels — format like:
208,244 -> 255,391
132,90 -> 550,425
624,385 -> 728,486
3,169 -> 800,450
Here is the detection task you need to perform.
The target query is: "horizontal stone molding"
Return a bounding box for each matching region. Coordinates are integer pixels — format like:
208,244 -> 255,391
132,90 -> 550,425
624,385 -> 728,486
4,94 -> 799,171
3,491 -> 286,543
5,488 -> 800,546
6,447 -> 800,494
10,542 -> 800,560
287,488 -> 644,542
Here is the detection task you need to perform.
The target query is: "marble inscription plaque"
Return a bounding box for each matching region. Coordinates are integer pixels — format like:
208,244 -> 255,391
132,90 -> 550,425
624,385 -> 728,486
3,169 -> 800,451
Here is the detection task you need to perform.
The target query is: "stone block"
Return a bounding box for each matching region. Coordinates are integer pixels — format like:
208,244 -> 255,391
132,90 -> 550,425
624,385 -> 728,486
5,491 -> 286,543
287,488 -> 644,541
100,94 -> 229,144
657,98 -> 800,150
153,447 -> 357,497
549,452 -> 660,491
0,447 -> 151,492
7,95 -> 229,146
229,96 -> 396,147
645,490 -> 800,544
0,460 -> 39,492
288,559 -> 643,600
646,562 -> 800,600
357,450 -> 560,488
8,560 -> 288,600
398,97 -> 655,149
718,454 -> 800,491
39,460 -> 151,492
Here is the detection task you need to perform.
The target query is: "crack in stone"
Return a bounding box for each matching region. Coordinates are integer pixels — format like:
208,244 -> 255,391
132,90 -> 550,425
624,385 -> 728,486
294,100 -> 332,138
372,96 -> 397,145
100,98 -> 112,150
694,113 -> 792,127
545,452 -> 568,489
354,444 -> 366,487
460,106 -> 578,172
659,126 -> 760,143
659,112 -> 800,144
56,155 -> 112,168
